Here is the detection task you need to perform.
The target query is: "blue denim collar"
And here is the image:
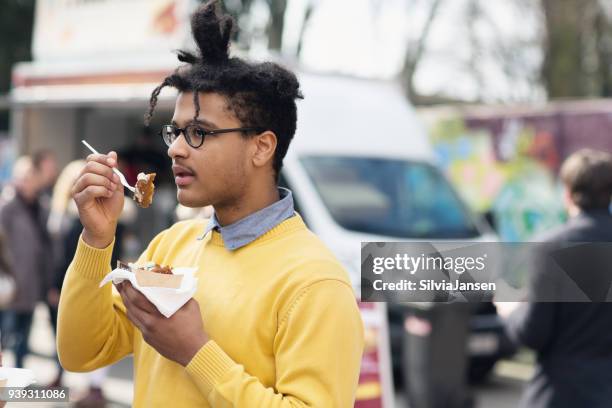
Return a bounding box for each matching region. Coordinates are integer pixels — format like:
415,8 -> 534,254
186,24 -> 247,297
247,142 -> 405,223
200,187 -> 295,250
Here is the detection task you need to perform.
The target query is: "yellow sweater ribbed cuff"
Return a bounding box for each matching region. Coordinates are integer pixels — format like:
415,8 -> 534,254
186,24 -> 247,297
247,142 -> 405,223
186,340 -> 235,395
72,235 -> 115,281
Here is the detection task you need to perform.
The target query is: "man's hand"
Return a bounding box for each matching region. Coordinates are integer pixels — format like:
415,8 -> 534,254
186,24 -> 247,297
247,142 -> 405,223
72,151 -> 124,248
116,282 -> 208,366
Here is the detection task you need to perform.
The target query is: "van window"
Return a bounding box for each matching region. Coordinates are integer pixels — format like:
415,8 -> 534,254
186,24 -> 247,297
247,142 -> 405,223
300,156 -> 480,238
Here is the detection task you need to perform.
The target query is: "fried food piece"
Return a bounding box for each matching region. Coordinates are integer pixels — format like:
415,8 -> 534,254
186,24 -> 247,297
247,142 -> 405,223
134,172 -> 156,208
149,264 -> 173,274
119,261 -> 173,275
117,260 -> 181,288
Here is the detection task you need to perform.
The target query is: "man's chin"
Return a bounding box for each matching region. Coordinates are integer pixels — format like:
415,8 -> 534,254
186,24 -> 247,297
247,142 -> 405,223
176,189 -> 210,208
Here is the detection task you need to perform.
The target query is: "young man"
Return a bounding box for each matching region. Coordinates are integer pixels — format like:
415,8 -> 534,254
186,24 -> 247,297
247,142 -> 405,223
57,2 -> 364,407
497,149 -> 612,408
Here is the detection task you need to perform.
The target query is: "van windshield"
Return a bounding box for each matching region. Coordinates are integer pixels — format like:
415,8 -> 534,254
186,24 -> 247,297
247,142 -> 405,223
300,156 -> 480,238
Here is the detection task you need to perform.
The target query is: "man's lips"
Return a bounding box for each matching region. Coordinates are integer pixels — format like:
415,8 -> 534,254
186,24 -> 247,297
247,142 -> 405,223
172,164 -> 196,187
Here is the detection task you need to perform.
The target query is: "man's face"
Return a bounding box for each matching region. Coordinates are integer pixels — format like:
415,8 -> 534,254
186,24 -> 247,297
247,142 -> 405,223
167,92 -> 251,208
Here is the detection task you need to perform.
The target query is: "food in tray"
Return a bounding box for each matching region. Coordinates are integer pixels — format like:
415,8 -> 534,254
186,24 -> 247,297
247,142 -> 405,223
117,261 -> 182,289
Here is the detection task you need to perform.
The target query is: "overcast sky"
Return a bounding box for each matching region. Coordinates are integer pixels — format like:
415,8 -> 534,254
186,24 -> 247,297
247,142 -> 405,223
282,0 -> 545,102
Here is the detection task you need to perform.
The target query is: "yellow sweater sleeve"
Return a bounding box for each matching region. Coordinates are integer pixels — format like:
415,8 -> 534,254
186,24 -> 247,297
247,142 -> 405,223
57,232 -> 164,372
185,279 -> 365,408
57,236 -> 133,372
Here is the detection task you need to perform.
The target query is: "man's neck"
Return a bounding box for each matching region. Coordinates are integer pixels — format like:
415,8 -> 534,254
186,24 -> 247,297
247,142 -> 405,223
214,184 -> 280,227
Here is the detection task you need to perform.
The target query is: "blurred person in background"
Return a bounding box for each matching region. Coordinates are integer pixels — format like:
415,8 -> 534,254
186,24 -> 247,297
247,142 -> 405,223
496,148 -> 612,408
47,159 -> 135,406
0,156 -> 52,368
32,149 -> 59,205
0,228 -> 16,346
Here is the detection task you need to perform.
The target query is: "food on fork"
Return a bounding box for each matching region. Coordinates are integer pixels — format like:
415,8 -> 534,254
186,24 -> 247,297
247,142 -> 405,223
117,261 -> 182,288
134,172 -> 156,208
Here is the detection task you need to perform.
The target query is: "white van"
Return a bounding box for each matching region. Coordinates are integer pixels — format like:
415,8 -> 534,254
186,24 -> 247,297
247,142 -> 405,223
283,72 -> 494,281
280,72 -> 516,384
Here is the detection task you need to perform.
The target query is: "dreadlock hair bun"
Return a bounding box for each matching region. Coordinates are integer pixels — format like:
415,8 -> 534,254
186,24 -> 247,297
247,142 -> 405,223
190,0 -> 233,65
145,0 -> 303,179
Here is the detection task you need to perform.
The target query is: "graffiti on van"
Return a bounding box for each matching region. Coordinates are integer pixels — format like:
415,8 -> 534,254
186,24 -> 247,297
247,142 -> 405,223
427,116 -> 566,241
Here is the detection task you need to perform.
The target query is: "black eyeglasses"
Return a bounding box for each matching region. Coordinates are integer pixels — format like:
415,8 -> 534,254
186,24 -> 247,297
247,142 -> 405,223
160,124 -> 264,148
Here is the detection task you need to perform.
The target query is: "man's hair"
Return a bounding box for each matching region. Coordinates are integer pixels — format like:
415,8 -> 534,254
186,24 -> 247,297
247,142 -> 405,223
145,0 -> 303,178
560,148 -> 612,210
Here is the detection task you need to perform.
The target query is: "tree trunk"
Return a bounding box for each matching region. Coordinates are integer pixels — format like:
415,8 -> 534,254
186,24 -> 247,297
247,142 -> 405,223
594,2 -> 612,97
297,4 -> 314,57
266,0 -> 287,51
541,0 -> 596,98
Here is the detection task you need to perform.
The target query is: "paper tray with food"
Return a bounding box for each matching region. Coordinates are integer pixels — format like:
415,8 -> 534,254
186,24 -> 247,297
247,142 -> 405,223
99,261 -> 198,317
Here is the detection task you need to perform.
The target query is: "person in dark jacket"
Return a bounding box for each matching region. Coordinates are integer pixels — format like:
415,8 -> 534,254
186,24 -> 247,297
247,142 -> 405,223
498,148 -> 612,408
0,156 -> 52,368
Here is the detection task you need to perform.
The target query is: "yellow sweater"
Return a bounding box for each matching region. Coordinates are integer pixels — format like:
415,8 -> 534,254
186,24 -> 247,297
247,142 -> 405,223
57,215 -> 364,407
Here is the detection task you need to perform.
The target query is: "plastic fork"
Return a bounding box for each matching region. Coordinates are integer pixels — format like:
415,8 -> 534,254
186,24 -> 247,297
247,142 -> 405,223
81,140 -> 136,193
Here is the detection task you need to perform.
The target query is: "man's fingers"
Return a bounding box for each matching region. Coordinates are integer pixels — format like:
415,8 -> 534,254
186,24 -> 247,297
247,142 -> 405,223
73,173 -> 117,196
81,160 -> 118,182
118,285 -> 146,327
81,153 -> 120,187
86,153 -> 117,168
123,283 -> 157,314
72,157 -> 121,201
73,185 -> 114,204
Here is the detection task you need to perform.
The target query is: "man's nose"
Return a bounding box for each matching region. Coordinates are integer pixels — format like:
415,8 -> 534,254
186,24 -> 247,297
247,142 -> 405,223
167,133 -> 189,159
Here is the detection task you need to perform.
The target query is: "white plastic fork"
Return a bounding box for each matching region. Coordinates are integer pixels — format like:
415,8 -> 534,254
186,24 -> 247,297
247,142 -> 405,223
81,140 -> 136,193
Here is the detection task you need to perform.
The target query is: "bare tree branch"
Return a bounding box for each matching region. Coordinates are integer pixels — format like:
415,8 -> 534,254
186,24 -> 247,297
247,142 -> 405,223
401,0 -> 446,98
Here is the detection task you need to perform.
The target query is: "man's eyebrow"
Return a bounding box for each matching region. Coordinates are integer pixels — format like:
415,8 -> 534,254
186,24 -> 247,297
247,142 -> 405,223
171,118 -> 219,129
189,118 -> 219,129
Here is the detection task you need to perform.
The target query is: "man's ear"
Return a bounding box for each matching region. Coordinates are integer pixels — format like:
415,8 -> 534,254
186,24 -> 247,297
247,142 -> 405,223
251,131 -> 277,169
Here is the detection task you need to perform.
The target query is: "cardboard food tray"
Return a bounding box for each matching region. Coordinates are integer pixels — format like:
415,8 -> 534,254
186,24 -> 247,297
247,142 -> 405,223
134,268 -> 183,289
